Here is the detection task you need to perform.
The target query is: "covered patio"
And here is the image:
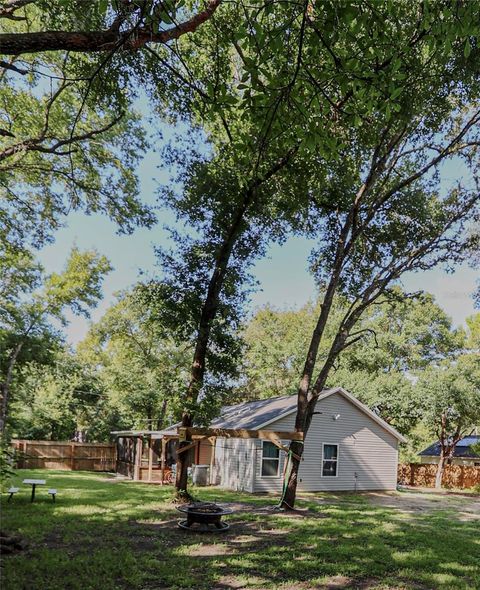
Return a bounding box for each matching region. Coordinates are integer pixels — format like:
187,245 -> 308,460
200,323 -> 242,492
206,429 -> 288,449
112,430 -> 216,484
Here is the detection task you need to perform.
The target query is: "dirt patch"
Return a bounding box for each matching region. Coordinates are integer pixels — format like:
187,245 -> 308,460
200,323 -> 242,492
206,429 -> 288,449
185,543 -> 232,557
276,577 -> 383,590
364,490 -> 480,520
229,534 -> 263,544
222,502 -> 322,519
211,576 -> 245,589
317,576 -> 355,589
300,489 -> 480,521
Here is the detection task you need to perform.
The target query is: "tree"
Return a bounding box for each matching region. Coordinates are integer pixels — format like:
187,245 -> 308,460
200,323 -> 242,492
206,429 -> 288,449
10,349 -> 105,441
77,290 -> 191,433
238,292 -> 463,437
0,53 -> 154,254
466,313 -> 480,349
0,247 -> 112,432
0,1 -> 221,55
137,0 -> 480,497
278,25 -> 480,506
418,355 -> 480,488
0,1 -> 226,254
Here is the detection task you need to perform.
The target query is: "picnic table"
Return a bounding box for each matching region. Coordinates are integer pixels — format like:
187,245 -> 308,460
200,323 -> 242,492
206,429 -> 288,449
22,479 -> 46,502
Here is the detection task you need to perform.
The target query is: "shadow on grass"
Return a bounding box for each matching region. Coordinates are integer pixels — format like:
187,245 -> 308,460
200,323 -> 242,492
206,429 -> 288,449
1,470 -> 479,590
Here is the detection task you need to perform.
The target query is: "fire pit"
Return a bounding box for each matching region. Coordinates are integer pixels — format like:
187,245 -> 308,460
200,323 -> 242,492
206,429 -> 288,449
177,502 -> 233,532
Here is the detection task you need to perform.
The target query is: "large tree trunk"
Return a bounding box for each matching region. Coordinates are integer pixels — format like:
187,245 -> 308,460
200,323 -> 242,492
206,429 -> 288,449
175,414 -> 193,496
435,454 -> 446,489
278,440 -> 304,508
174,193 -> 252,496
434,422 -> 462,490
172,150 -> 297,497
0,341 -> 23,434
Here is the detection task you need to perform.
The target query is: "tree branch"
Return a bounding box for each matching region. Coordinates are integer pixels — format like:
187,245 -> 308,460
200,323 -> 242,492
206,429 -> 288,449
0,0 -> 221,55
0,113 -> 122,161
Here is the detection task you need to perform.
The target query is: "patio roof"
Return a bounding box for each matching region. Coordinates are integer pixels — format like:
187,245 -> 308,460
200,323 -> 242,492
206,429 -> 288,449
111,429 -> 178,440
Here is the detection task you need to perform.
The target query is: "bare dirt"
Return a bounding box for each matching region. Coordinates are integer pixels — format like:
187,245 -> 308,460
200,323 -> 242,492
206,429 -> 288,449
363,488 -> 480,521
299,487 -> 480,521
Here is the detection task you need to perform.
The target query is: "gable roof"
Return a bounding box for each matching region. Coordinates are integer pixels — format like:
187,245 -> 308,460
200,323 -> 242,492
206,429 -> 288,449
419,435 -> 480,458
255,387 -> 407,443
160,386 -> 406,443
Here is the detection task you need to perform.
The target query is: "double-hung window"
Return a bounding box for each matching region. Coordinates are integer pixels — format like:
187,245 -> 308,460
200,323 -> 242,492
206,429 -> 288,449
261,441 -> 280,477
322,443 -> 338,477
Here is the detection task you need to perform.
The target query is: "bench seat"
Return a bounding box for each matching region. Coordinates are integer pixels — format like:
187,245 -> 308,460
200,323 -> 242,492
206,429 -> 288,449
7,487 -> 19,502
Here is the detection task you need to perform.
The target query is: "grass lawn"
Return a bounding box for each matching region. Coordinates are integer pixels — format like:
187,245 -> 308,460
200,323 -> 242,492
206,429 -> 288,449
1,469 -> 479,590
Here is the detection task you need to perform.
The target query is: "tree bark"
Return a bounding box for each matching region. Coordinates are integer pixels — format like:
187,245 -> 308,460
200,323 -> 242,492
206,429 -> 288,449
175,190 -> 254,495
0,341 -> 23,434
435,454 -> 445,489
434,417 -> 463,490
174,148 -> 298,496
0,1 -> 221,55
278,440 -> 304,508
278,207 -> 354,508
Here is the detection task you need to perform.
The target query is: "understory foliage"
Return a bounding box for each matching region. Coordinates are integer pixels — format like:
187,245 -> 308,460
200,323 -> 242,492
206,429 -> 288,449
1,0 -> 226,253
239,298 -> 479,458
0,246 -> 111,433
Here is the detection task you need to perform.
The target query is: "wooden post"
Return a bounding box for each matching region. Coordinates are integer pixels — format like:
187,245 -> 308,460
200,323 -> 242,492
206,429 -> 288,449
71,442 -> 75,471
160,437 -> 166,485
195,440 -> 200,464
133,437 -> 143,481
209,437 -> 216,485
147,437 -> 153,482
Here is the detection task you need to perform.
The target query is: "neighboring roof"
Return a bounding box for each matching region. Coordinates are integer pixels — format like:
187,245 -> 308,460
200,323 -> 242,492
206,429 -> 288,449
160,386 -> 407,443
419,435 -> 480,458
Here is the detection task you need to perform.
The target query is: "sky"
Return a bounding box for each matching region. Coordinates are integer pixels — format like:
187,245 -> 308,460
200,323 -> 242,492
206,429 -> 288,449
37,133 -> 479,346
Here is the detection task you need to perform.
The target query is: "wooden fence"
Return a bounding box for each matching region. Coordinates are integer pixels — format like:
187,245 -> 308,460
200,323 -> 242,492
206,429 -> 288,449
12,439 -> 116,472
398,462 -> 480,489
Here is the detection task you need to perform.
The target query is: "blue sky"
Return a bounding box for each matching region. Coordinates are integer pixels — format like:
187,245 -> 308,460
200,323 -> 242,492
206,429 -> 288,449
38,135 -> 479,346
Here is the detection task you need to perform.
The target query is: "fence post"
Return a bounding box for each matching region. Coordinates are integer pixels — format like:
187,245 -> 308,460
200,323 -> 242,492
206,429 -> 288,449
71,442 -> 75,470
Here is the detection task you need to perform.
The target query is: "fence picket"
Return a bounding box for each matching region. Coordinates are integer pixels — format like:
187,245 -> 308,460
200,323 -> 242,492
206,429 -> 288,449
398,463 -> 480,489
11,439 -> 116,472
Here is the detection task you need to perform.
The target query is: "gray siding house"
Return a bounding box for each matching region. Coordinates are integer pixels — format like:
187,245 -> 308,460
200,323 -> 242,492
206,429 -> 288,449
211,387 -> 406,493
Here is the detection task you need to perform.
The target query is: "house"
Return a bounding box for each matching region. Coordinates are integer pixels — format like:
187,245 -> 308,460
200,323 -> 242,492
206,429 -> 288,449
112,387 -> 406,493
418,435 -> 480,467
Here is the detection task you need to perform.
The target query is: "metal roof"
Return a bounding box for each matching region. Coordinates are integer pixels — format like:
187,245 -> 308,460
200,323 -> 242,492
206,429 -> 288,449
418,435 -> 480,458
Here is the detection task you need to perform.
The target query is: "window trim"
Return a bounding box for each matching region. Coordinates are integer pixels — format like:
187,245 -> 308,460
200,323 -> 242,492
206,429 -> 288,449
321,442 -> 339,478
261,440 -> 281,478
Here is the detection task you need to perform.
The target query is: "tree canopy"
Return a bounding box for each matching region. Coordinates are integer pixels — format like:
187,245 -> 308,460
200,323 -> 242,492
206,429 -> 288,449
0,247 -> 111,432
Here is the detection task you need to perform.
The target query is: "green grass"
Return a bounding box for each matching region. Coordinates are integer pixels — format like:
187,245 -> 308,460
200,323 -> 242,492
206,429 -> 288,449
2,470 -> 479,590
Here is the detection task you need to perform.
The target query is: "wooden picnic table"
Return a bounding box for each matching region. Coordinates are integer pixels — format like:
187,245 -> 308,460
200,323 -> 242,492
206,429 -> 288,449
22,479 -> 46,502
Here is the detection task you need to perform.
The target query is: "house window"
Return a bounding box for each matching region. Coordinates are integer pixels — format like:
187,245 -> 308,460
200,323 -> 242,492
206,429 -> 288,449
261,441 -> 280,477
322,444 -> 338,477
